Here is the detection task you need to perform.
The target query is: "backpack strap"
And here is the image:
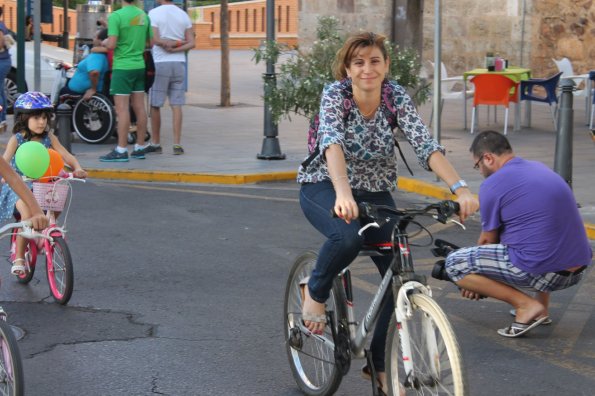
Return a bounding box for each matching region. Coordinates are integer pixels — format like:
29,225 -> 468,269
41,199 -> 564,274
302,80 -> 414,177
381,81 -> 414,176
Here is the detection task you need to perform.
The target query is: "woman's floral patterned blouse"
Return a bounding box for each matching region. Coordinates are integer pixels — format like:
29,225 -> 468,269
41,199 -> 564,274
297,79 -> 445,192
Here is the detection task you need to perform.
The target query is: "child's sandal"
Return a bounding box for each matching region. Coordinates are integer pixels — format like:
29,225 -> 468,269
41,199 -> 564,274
11,258 -> 26,276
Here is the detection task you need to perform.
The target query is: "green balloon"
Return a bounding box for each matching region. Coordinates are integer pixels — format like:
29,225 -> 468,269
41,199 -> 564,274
15,141 -> 50,179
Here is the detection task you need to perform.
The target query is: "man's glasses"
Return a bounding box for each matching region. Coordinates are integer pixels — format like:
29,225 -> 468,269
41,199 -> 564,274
473,154 -> 485,170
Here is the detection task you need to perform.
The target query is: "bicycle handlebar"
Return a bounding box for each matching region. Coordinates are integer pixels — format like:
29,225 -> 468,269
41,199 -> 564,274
0,221 -> 50,241
331,200 -> 460,223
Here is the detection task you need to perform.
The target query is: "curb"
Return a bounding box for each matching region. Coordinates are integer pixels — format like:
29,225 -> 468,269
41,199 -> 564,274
87,167 -> 595,240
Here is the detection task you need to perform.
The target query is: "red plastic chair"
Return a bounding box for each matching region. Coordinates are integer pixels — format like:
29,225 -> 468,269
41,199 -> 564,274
470,74 -> 520,135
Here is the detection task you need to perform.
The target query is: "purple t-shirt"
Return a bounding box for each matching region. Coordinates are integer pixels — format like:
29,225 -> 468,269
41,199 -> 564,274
479,157 -> 592,274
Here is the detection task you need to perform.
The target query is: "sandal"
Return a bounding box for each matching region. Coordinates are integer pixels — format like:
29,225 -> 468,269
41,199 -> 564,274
497,316 -> 549,338
299,277 -> 327,332
510,308 -> 552,325
11,258 -> 26,276
361,365 -> 386,395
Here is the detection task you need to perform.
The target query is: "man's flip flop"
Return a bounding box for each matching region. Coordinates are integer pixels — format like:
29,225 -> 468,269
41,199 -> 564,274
509,308 -> 552,325
497,316 -> 549,338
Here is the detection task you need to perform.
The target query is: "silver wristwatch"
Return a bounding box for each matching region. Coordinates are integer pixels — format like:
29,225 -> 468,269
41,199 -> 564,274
449,180 -> 468,194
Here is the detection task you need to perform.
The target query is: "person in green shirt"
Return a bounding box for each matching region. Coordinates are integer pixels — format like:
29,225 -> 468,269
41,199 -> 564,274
100,0 -> 153,162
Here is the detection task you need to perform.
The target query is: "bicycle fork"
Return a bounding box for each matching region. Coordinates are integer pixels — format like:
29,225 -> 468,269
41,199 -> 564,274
394,281 -> 440,388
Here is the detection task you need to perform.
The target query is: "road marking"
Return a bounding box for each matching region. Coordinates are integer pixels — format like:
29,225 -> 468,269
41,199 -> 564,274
100,182 -> 299,203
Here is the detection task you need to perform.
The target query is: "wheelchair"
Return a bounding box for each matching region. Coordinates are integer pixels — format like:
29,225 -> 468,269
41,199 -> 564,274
54,63 -> 151,145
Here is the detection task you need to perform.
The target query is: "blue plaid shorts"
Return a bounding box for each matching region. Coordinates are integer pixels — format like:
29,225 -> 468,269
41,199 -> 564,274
444,244 -> 587,292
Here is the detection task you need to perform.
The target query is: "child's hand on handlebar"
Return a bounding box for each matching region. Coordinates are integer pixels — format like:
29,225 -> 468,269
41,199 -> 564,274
28,212 -> 49,230
72,168 -> 87,179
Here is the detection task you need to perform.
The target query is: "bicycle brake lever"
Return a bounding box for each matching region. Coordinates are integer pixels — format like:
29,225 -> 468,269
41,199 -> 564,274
358,222 -> 380,236
448,219 -> 466,230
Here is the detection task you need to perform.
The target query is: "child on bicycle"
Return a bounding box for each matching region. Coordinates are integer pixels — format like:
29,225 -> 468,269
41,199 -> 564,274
0,92 -> 87,276
297,32 -> 479,394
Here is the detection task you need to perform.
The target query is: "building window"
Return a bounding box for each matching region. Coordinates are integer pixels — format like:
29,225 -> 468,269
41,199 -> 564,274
286,6 -> 290,32
228,11 -> 231,32
277,5 -> 281,32
253,9 -> 257,32
261,7 -> 265,32
245,9 -> 248,32
211,12 -> 215,32
236,10 -> 240,31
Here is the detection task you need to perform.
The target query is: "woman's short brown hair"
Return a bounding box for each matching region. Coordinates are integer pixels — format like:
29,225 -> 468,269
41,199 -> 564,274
332,32 -> 388,81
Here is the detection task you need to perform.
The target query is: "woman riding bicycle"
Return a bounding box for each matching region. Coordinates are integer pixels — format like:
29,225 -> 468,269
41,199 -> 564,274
297,32 -> 479,394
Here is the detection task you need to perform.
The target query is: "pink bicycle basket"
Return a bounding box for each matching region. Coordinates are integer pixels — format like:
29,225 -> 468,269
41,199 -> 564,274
32,182 -> 69,211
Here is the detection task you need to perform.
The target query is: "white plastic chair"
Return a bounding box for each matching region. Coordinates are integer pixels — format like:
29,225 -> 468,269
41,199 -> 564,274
428,62 -> 474,128
552,58 -> 591,122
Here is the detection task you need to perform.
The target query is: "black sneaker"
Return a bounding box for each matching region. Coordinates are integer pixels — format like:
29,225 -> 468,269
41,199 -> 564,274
144,144 -> 163,154
173,145 -> 184,155
100,149 -> 129,162
130,148 -> 146,159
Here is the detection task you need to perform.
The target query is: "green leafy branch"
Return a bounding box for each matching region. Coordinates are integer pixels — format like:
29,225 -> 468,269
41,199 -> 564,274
252,16 -> 430,125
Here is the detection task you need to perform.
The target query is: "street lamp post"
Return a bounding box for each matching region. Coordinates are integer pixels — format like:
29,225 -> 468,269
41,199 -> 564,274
257,0 -> 285,160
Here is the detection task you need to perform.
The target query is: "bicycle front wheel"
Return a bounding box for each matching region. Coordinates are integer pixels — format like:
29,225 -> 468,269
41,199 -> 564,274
284,251 -> 343,396
386,293 -> 467,396
0,319 -> 24,396
45,237 -> 74,305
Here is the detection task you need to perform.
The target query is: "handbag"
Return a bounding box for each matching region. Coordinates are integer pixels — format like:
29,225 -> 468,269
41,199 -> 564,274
3,33 -> 15,50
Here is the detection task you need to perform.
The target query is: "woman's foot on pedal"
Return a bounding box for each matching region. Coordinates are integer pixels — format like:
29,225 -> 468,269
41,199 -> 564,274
300,278 -> 326,334
11,258 -> 26,276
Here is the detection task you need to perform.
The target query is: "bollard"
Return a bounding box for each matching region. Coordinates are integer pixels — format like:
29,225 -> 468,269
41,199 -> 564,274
554,79 -> 574,188
56,103 -> 72,154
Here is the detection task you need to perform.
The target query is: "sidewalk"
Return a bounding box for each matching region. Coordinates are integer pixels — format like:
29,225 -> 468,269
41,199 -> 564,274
2,50 -> 594,238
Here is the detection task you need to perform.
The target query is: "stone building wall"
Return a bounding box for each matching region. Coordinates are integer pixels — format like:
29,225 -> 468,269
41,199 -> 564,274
299,0 -> 595,79
298,0 -> 392,49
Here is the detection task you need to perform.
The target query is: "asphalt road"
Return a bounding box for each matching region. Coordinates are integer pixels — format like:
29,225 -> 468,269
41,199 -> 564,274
0,180 -> 593,395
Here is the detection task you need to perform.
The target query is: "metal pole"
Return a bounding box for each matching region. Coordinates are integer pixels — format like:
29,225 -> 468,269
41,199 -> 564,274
554,79 -> 574,188
62,0 -> 69,49
432,0 -> 441,144
33,0 -> 41,91
257,0 -> 285,160
16,0 -> 26,92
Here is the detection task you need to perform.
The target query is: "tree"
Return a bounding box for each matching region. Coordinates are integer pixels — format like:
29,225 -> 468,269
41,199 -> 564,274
253,16 -> 430,125
220,0 -> 231,106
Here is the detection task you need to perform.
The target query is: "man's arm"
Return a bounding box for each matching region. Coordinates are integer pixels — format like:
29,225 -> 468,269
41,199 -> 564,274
104,36 -> 117,51
83,70 -> 100,101
477,229 -> 500,245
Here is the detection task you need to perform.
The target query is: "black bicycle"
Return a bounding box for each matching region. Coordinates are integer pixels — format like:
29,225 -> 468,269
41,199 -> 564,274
285,200 -> 468,395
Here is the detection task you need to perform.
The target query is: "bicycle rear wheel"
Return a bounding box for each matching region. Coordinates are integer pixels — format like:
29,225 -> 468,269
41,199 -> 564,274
284,251 -> 343,396
10,231 -> 37,284
45,237 -> 74,305
0,319 -> 24,396
386,293 -> 467,396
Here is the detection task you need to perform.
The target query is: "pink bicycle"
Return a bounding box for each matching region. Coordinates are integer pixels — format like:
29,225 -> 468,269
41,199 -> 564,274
9,174 -> 85,305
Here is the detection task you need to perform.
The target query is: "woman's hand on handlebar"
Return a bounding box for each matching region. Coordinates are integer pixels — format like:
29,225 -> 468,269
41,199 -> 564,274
454,190 -> 479,223
334,194 -> 359,224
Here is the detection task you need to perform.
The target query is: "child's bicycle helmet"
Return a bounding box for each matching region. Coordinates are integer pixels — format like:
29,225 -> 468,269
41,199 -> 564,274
14,91 -> 53,113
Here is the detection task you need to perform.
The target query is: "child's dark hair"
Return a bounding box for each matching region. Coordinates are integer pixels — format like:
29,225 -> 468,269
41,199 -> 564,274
12,110 -> 52,141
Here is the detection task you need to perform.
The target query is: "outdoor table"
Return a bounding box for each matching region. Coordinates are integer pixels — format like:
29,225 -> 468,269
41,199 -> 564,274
463,67 -> 531,132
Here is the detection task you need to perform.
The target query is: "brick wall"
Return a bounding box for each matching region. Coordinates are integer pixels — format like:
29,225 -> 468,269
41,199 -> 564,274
190,0 -> 298,50
0,0 -> 78,43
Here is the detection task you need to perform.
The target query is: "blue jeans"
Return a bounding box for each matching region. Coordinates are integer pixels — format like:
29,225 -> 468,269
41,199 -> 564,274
299,181 -> 396,372
0,57 -> 11,123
